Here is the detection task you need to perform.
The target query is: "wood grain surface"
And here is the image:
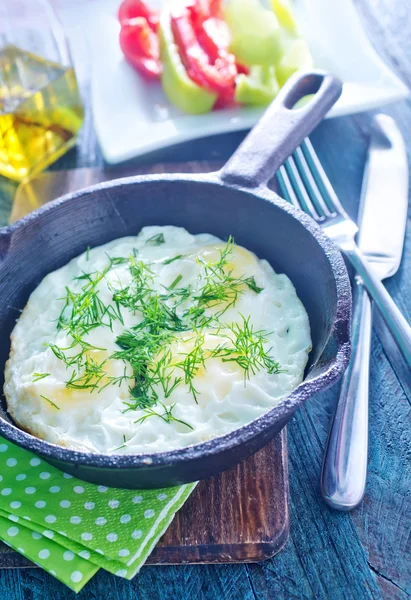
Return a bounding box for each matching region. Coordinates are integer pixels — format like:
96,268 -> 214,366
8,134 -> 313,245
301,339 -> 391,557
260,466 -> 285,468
0,0 -> 410,598
0,406 -> 289,567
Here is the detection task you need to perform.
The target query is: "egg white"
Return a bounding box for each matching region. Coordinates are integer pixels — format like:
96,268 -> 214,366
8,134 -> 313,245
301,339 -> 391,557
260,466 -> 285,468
4,226 -> 311,454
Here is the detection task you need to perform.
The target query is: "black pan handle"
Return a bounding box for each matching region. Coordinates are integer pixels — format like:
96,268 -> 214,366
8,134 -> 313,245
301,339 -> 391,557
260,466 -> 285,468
219,70 -> 342,188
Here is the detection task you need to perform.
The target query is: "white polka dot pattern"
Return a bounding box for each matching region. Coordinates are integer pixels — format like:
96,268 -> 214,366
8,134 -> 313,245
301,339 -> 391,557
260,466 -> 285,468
0,436 -> 197,591
8,515 -> 19,523
132,529 -> 142,539
45,515 -> 56,524
70,516 -> 81,524
43,530 -> 54,539
120,514 -> 131,524
116,569 -> 128,578
70,571 -> 83,583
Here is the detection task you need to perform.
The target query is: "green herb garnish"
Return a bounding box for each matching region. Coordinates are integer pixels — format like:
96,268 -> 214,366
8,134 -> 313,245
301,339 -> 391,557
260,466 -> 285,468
46,236 -> 283,427
244,276 -> 264,294
134,401 -> 193,430
33,372 -> 50,382
112,434 -> 128,451
163,254 -> 183,265
210,315 -> 283,383
168,274 -> 183,290
145,233 -> 165,246
40,395 -> 60,410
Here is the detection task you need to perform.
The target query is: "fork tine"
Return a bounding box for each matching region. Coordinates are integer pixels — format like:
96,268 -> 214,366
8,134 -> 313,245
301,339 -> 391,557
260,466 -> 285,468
301,139 -> 348,217
277,166 -> 300,209
292,146 -> 335,218
283,156 -> 323,221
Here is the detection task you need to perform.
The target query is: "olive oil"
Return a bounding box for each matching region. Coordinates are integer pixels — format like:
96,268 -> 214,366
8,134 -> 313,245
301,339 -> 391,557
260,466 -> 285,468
0,45 -> 84,182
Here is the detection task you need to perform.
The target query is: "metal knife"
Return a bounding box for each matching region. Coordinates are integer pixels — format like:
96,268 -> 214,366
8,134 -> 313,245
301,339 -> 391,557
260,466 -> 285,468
321,114 -> 409,511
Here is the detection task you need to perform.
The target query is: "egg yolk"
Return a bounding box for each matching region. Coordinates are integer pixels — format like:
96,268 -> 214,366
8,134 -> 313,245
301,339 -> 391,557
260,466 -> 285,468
33,348 -> 128,409
152,330 -> 243,405
195,243 -> 258,278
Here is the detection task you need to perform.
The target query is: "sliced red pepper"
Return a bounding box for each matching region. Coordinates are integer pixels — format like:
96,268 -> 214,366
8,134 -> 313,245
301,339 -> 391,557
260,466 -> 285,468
192,0 -> 223,21
187,0 -> 237,106
170,6 -> 237,97
201,17 -> 230,51
118,0 -> 159,32
213,88 -> 236,108
119,18 -> 162,79
236,63 -> 250,75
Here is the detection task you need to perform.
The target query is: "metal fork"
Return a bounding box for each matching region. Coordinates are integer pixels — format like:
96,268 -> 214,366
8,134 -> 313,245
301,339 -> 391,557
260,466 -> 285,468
277,139 -> 411,369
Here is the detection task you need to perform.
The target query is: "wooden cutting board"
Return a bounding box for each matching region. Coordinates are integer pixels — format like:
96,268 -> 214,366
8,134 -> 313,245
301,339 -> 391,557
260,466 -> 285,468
1,164 -> 289,568
0,432 -> 288,568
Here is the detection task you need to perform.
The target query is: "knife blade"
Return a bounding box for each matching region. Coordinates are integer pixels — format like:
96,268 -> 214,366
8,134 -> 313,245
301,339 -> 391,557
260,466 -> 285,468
321,113 -> 409,511
357,114 -> 409,278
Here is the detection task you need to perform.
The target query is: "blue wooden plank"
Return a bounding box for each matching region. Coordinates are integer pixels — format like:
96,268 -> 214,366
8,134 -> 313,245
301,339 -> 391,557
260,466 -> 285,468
1,0 -> 411,598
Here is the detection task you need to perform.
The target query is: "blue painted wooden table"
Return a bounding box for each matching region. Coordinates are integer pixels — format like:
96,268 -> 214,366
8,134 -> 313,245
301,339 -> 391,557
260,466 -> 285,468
0,0 -> 410,597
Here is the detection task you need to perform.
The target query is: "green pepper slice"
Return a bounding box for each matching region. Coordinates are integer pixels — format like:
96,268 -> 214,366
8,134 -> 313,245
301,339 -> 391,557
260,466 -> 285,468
159,10 -> 217,115
235,65 -> 279,106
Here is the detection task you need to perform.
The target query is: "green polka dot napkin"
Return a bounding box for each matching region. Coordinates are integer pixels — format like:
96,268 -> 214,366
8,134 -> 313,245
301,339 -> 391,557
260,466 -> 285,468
0,438 -> 196,592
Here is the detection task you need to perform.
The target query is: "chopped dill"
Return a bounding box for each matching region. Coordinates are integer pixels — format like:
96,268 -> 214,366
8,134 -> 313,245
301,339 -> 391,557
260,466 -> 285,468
244,276 -> 264,294
168,274 -> 183,290
65,356 -> 108,392
33,372 -> 50,382
45,235 -> 283,427
163,254 -> 183,265
98,367 -> 132,393
173,331 -> 206,403
145,233 -> 165,246
86,246 -> 90,261
134,401 -> 193,430
112,434 -> 128,451
210,315 -> 283,383
40,395 -> 60,410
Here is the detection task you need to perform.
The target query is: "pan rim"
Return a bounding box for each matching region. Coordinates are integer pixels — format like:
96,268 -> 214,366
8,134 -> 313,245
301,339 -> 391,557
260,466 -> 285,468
0,173 -> 351,468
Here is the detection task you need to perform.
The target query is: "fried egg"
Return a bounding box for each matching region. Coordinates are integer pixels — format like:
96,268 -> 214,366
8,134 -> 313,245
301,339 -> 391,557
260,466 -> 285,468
4,226 -> 311,454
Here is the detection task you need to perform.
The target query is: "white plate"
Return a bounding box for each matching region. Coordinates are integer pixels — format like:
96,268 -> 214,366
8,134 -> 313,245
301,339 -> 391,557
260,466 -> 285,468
83,0 -> 409,164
